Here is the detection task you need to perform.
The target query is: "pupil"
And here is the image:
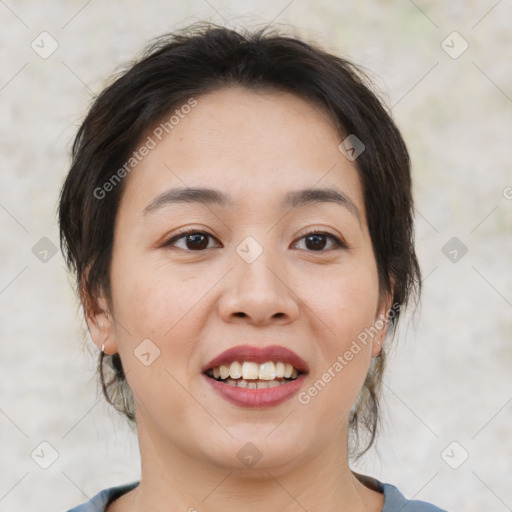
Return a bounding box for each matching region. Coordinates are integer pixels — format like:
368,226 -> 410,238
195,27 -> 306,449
306,234 -> 326,250
186,233 -> 208,250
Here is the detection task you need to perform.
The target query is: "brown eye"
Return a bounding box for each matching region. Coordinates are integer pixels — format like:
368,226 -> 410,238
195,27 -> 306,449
184,233 -> 209,250
305,233 -> 327,251
294,231 -> 346,252
165,231 -> 220,251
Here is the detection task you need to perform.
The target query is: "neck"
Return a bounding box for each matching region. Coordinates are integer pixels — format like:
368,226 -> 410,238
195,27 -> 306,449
117,415 -> 382,512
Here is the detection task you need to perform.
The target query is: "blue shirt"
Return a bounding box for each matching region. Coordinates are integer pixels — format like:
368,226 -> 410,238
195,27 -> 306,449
65,477 -> 447,511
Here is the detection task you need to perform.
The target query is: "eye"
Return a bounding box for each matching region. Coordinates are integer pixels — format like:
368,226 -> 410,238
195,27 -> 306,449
163,229 -> 346,252
293,230 -> 347,251
164,230 -> 221,251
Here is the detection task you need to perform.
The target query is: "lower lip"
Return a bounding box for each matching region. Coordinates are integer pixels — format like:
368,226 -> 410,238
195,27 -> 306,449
203,374 -> 306,408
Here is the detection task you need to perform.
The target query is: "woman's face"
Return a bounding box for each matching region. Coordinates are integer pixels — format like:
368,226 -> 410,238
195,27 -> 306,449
90,86 -> 390,473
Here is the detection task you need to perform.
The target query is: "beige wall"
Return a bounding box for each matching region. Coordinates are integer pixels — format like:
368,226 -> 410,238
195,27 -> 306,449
1,1 -> 511,510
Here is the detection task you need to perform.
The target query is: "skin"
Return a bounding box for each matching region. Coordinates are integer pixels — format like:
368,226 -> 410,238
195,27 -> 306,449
86,86 -> 391,512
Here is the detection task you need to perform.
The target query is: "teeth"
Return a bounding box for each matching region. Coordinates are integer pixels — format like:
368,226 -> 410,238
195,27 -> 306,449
259,362 -> 275,380
219,365 -> 230,379
241,362 -> 259,380
229,361 -> 242,379
224,378 -> 291,389
208,360 -> 302,383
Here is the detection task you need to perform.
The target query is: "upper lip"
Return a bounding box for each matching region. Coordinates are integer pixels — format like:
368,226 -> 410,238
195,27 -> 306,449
202,345 -> 309,374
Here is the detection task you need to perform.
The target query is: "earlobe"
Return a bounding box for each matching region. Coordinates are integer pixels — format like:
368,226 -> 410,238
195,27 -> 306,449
372,339 -> 383,358
83,291 -> 116,354
372,291 -> 393,358
371,314 -> 386,357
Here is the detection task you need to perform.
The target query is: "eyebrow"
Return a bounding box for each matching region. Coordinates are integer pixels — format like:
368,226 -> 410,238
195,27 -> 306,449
143,186 -> 361,221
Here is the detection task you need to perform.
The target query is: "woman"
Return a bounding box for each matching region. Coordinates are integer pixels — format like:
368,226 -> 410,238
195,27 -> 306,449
60,24 -> 446,512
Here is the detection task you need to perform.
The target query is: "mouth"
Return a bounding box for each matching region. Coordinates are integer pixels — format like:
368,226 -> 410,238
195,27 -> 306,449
205,360 -> 301,388
202,345 -> 308,407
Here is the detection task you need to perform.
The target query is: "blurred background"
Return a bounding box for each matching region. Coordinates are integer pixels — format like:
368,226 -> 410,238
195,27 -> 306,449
0,1 -> 511,511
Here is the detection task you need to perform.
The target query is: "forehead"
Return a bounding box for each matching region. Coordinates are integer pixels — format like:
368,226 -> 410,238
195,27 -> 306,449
119,86 -> 365,219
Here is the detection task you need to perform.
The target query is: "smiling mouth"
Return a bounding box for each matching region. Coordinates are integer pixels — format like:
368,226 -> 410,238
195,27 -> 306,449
205,361 -> 302,389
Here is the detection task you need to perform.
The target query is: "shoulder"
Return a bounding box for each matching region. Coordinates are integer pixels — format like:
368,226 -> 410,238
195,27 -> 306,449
354,472 -> 448,512
64,482 -> 140,512
66,478 -> 448,512
382,482 -> 448,512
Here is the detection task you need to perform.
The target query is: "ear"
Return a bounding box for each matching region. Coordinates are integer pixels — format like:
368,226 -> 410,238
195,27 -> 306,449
371,282 -> 395,358
80,279 -> 117,355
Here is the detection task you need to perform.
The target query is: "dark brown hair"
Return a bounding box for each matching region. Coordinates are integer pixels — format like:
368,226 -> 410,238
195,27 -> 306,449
59,23 -> 420,457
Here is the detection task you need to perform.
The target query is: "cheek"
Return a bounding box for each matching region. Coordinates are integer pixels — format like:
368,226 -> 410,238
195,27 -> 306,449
296,261 -> 380,413
330,281 -> 380,345
304,258 -> 381,345
110,255 -> 207,336
107,255 -> 204,376
108,266 -> 206,414
298,299 -> 376,433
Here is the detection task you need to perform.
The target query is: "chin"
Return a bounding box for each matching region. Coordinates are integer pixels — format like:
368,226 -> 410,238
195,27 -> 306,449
196,425 -> 310,473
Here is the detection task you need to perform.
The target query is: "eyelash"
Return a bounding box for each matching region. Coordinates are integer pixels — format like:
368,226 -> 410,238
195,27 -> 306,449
163,228 -> 348,252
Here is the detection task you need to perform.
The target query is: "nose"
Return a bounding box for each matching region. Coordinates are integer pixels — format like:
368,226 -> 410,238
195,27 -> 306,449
217,248 -> 300,326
